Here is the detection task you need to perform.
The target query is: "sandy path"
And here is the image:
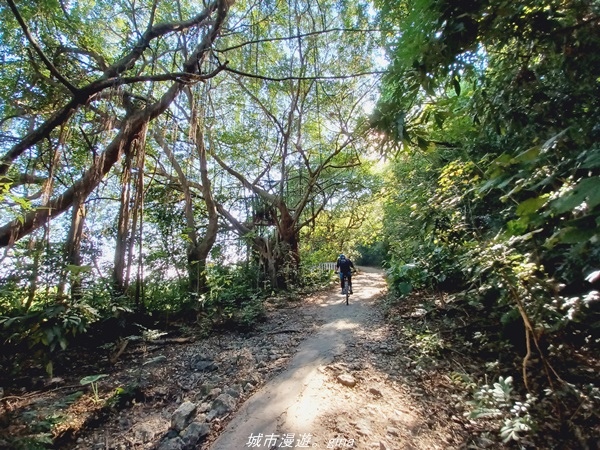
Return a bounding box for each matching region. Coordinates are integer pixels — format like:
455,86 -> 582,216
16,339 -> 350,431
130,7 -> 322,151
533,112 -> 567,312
208,268 -> 447,450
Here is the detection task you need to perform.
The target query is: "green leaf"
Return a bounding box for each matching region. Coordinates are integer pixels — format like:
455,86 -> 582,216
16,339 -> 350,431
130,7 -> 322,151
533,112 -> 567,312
434,111 -> 446,128
585,178 -> 600,208
547,227 -> 596,245
491,153 -> 513,167
507,218 -> 528,235
581,151 -> 600,169
1,316 -> 21,328
516,195 -> 548,217
551,177 -> 600,214
511,145 -> 541,164
80,374 -> 108,385
44,327 -> 56,345
417,136 -> 429,150
65,264 -> 92,274
45,361 -> 53,377
539,128 -> 569,154
452,76 -> 461,96
397,281 -> 412,295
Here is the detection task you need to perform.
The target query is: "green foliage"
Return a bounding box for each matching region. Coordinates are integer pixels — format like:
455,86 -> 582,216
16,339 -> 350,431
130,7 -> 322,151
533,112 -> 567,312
386,262 -> 425,296
0,301 -> 99,375
376,0 -> 600,444
199,263 -> 267,330
5,389 -> 83,449
80,374 -> 108,403
5,433 -> 54,450
468,376 -> 537,444
298,263 -> 337,291
382,152 -> 473,295
377,0 -> 600,331
106,383 -> 143,409
141,277 -> 190,313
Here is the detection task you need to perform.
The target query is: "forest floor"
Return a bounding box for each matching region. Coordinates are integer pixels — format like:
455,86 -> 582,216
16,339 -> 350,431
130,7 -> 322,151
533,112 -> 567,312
1,268 -> 595,449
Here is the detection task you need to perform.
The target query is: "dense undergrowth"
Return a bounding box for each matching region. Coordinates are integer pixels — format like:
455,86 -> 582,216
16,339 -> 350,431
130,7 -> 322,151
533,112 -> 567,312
383,290 -> 600,448
373,0 -> 600,446
0,262 -> 332,386
0,263 -> 334,449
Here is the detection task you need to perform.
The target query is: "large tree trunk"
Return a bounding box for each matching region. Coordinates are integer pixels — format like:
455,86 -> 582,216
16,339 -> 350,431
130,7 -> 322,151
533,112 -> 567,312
58,194 -> 87,301
271,205 -> 300,289
68,197 -> 86,302
126,125 -> 148,308
157,134 -> 203,300
155,93 -> 219,303
113,151 -> 134,296
24,237 -> 43,312
252,222 -> 300,290
192,99 -> 219,298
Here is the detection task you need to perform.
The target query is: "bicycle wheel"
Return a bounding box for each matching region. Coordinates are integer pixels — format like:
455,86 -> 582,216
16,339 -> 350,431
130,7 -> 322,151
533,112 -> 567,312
345,278 -> 349,305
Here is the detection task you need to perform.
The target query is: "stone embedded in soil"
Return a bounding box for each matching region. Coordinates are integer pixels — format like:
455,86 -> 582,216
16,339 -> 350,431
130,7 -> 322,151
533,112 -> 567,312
369,386 -> 383,396
171,401 -> 197,431
354,419 -> 372,437
224,384 -> 242,398
337,373 -> 357,387
133,421 -> 162,443
386,426 -> 400,437
190,355 -> 218,372
157,436 -> 185,450
180,421 -> 210,447
198,402 -> 211,413
207,393 -> 236,420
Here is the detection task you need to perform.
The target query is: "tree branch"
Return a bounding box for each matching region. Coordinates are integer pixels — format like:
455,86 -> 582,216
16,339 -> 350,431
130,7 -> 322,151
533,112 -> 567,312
217,27 -> 388,53
0,1 -> 224,177
55,46 -> 109,71
105,1 -> 219,78
6,0 -> 78,94
0,0 -> 231,247
85,64 -> 229,91
225,67 -> 385,82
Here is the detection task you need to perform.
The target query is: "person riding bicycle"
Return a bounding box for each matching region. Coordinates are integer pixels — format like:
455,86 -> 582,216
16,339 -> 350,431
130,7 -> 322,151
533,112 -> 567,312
335,254 -> 356,294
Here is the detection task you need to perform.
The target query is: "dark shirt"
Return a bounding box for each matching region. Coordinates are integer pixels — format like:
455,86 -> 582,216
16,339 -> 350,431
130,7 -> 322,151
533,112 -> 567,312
336,257 -> 355,274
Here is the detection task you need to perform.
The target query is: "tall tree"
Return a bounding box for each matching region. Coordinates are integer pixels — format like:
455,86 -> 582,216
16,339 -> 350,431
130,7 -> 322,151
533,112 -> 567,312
0,0 -> 231,248
152,84 -> 220,301
206,0 -> 380,288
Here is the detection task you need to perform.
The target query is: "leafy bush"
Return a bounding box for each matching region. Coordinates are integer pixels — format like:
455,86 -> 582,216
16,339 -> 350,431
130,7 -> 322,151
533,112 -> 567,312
141,277 -> 190,313
468,376 -> 537,445
355,241 -> 387,267
385,261 -> 428,296
0,301 -> 99,375
298,263 -> 336,290
199,263 -> 267,329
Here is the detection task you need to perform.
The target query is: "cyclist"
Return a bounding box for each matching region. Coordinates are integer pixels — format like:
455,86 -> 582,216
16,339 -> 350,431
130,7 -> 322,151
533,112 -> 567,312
335,254 -> 356,294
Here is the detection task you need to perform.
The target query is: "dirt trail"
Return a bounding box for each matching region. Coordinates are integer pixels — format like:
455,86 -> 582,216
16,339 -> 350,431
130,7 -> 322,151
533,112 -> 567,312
1,268 -> 465,450
208,268 -> 456,450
